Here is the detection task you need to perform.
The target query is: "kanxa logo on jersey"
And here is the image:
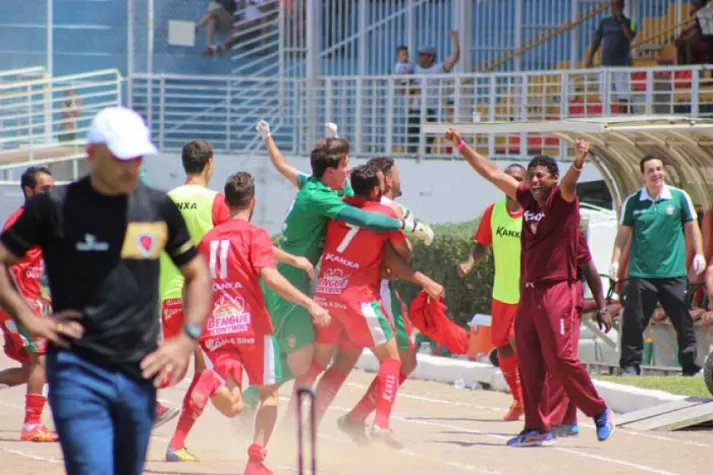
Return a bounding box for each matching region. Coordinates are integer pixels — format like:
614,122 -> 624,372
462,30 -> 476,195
315,268 -> 349,295
322,252 -> 360,269
176,201 -> 198,210
494,226 -> 520,238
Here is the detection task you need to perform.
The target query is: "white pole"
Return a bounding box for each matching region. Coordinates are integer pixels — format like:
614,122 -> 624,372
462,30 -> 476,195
147,0 -> 154,129
46,0 -> 53,143
127,0 -> 134,108
47,0 -> 53,77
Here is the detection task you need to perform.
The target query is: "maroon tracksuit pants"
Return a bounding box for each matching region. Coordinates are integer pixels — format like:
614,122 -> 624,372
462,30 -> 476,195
543,280 -> 584,427
514,280 -> 606,433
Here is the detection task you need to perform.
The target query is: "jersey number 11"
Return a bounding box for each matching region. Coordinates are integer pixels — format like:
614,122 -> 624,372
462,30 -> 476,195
209,239 -> 230,279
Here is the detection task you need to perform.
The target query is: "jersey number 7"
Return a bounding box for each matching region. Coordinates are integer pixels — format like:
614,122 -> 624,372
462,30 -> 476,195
336,223 -> 360,253
209,239 -> 230,279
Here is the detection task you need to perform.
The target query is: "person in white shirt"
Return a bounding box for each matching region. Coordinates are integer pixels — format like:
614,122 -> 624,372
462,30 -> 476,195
408,30 -> 460,155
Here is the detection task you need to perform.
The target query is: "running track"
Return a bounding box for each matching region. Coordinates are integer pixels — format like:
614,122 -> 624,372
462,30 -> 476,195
0,356 -> 710,475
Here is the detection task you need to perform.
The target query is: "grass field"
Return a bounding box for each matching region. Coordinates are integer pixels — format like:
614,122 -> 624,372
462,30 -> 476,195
594,375 -> 712,399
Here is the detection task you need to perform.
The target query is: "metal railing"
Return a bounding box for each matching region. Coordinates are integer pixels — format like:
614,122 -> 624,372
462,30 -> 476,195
133,64 -> 713,161
0,69 -> 122,168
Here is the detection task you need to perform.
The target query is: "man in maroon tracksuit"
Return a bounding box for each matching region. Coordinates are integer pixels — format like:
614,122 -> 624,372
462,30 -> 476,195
446,128 -> 614,446
545,230 -> 613,437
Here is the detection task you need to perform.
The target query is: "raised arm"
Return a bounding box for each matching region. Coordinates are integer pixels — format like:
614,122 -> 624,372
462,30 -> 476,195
559,139 -> 590,203
256,120 -> 302,189
445,128 -> 519,201
443,30 -> 461,72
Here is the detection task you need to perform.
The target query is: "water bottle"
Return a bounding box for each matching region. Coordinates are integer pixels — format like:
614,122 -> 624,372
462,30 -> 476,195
454,378 -> 466,390
419,342 -> 432,355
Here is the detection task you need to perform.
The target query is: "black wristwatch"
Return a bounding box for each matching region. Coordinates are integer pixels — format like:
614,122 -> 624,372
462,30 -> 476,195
183,323 -> 202,341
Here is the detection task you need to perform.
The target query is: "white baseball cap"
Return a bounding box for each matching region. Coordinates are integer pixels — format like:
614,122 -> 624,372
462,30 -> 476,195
87,106 -> 158,160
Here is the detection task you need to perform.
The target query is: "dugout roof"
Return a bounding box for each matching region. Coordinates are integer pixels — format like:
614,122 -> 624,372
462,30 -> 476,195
423,116 -> 713,213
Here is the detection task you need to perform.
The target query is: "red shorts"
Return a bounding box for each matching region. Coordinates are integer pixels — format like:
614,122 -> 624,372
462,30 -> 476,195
161,298 -> 184,340
200,334 -> 280,387
314,297 -> 394,351
0,299 -> 50,364
491,299 -> 517,348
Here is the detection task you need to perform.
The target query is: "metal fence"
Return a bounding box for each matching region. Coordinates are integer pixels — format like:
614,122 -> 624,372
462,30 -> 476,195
0,69 -> 123,168
0,0 -> 692,80
131,64 -> 713,160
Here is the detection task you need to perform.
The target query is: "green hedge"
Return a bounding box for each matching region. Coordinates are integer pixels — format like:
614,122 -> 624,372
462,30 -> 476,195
392,220 -> 494,328
271,219 -> 495,328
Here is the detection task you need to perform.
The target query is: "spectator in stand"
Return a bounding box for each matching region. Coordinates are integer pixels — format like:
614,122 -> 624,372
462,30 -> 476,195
394,45 -> 415,78
217,0 -> 279,56
586,0 -> 637,114
58,90 -> 81,143
196,0 -> 237,56
676,0 -> 713,65
407,30 -> 460,155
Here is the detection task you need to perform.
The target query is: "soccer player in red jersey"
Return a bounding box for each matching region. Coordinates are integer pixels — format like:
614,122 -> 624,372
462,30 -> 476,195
311,164 -> 444,448
545,229 -> 612,437
446,128 -> 614,446
0,166 -> 57,442
192,172 -> 330,475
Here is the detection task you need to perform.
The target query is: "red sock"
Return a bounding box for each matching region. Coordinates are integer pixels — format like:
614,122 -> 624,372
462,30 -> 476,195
373,359 -> 401,429
499,353 -> 522,405
314,367 -> 348,426
169,370 -> 222,449
24,393 -> 45,426
286,361 -> 324,421
349,371 -> 407,423
248,443 -> 266,461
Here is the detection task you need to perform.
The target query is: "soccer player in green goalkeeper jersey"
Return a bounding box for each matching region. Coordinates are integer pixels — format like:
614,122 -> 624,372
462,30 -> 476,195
239,120 -> 434,424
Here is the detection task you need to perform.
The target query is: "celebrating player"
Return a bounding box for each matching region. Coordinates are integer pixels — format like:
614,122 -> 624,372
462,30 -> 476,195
310,164 -> 444,448
545,228 -> 612,437
447,128 -> 614,446
160,140 -> 231,461
336,155 -> 423,435
192,172 -> 330,475
457,163 -> 526,422
0,166 -> 57,442
240,121 -> 434,424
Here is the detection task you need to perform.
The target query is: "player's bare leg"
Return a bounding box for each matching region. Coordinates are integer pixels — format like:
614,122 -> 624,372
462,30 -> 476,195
245,384 -> 280,475
0,363 -> 29,388
499,338 -> 524,421
313,348 -> 361,427
282,344 -> 322,427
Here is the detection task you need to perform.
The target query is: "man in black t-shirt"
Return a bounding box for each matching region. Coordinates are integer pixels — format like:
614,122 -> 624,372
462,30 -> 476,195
0,106 -> 212,475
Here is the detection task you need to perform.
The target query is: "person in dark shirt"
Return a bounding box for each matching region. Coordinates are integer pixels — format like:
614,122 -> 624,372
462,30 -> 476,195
445,128 -> 614,447
0,106 -> 213,475
586,0 -> 637,113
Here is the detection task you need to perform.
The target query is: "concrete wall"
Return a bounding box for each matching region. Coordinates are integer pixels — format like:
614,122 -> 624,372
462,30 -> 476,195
142,152 -> 606,235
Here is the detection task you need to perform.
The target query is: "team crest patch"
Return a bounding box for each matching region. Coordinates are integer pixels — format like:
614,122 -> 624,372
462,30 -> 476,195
120,222 -> 168,259
137,233 -> 156,258
287,335 -> 296,348
666,205 -> 674,216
